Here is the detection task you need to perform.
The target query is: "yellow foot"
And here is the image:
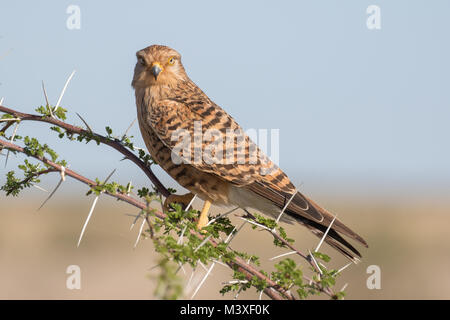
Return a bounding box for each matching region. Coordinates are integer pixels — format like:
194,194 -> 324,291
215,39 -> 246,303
163,193 -> 195,212
197,200 -> 211,231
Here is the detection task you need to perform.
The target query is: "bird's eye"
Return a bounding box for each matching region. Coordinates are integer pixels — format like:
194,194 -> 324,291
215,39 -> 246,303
168,57 -> 176,65
138,57 -> 146,66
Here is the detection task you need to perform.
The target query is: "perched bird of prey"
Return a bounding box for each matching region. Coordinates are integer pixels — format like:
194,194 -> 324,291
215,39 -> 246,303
132,45 -> 367,261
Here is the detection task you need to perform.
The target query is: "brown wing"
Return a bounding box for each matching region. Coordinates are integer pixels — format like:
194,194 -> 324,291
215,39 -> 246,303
146,82 -> 323,220
146,82 -> 367,255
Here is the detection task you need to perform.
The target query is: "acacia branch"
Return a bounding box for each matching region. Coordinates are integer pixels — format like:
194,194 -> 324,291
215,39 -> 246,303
0,103 -> 342,300
0,105 -> 170,198
0,136 -> 290,300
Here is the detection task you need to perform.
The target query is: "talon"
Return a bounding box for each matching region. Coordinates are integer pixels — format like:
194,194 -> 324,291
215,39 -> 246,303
197,200 -> 211,231
163,193 -> 195,212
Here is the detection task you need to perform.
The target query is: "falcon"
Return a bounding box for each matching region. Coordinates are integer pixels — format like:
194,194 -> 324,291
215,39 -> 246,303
132,45 -> 367,261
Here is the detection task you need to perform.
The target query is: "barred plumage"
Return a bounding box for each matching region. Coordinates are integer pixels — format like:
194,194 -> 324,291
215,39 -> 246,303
132,45 -> 367,260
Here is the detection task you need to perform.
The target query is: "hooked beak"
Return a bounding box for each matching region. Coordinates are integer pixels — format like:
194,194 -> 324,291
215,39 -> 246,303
150,62 -> 162,80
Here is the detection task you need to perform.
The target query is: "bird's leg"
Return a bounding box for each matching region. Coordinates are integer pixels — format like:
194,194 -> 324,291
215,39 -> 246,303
163,192 -> 195,212
197,200 -> 211,230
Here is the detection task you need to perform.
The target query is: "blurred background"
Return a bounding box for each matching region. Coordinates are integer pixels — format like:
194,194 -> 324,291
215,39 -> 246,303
1,0 -> 449,299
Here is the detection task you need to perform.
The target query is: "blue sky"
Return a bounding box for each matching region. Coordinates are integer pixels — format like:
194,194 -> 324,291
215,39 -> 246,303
1,1 -> 449,196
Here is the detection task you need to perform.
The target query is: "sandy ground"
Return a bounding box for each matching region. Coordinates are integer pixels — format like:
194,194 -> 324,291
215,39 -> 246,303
1,191 -> 450,300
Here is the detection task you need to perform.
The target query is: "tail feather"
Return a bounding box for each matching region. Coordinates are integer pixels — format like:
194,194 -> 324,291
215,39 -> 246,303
304,195 -> 368,248
245,181 -> 368,260
291,212 -> 362,262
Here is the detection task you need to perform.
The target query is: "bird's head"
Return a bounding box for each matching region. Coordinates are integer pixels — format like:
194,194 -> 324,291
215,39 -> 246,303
132,45 -> 186,88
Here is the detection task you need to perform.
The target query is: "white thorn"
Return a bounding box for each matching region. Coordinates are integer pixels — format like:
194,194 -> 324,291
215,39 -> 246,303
308,250 -> 323,275
225,220 -> 246,244
148,262 -> 162,271
234,286 -> 244,300
185,194 -> 197,211
0,118 -> 21,122
259,290 -> 264,300
211,259 -> 229,268
314,214 -> 337,253
122,118 -> 137,139
198,261 -> 209,272
269,250 -> 297,261
194,235 -> 212,252
41,81 -> 54,118
5,121 -> 19,167
177,224 -> 188,245
41,81 -> 50,106
126,180 -> 132,195
59,165 -> 66,181
77,195 -> 99,247
38,177 -> 64,211
207,207 -> 238,226
0,97 -> 4,105
337,262 -> 353,274
129,211 -> 142,230
238,217 -> 271,232
76,169 -> 115,246
223,280 -> 248,285
191,262 -> 216,299
31,183 -> 48,193
76,112 -> 93,133
103,168 -> 116,183
133,214 -> 147,248
54,70 -> 76,113
340,283 -> 348,292
275,190 -> 297,224
186,268 -> 196,291
178,262 -> 186,275
188,217 -> 245,300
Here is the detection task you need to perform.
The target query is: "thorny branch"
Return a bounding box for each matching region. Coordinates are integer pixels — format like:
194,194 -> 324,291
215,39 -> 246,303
0,105 -> 170,197
0,102 -> 347,300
